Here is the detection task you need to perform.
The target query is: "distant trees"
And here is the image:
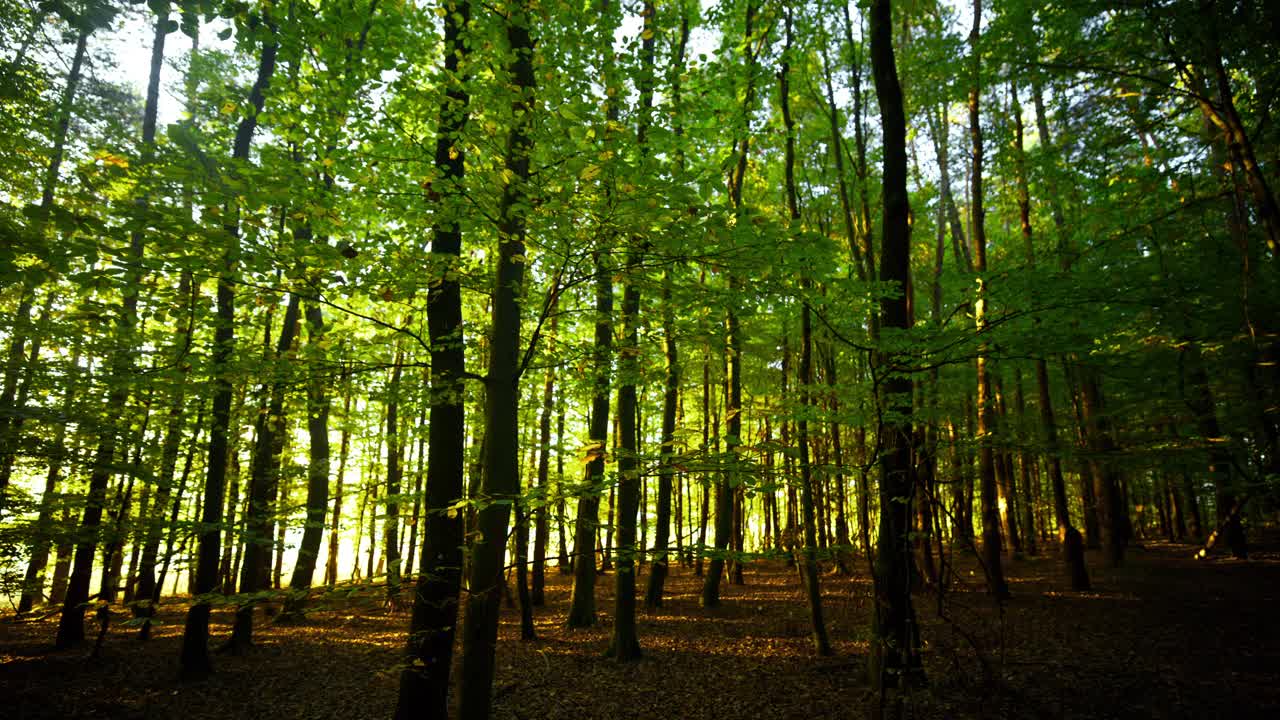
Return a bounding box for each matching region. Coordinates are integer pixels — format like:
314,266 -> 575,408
0,0 -> 1275,714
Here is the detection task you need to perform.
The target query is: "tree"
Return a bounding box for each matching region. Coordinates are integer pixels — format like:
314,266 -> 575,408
180,20 -> 278,678
456,2 -> 537,714
867,0 -> 923,689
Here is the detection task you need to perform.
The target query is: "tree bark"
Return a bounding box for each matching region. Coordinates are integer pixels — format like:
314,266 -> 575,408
967,0 -> 1009,599
278,301 -> 331,616
384,350 -> 405,598
181,32 -> 277,677
228,291 -> 299,651
867,0 -> 924,687
19,348 -> 81,613
456,5 -> 535,715
531,312 -> 557,605
703,0 -> 760,609
49,20 -> 102,649
781,9 -> 831,655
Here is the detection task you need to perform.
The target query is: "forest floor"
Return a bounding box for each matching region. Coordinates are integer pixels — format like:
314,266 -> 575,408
3,535 -> 1279,720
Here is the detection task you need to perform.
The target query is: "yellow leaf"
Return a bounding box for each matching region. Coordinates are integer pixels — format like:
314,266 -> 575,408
220,102 -> 237,115
94,151 -> 129,169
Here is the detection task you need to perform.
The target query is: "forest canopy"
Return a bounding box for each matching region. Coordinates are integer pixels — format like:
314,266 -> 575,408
1,0 -> 1278,716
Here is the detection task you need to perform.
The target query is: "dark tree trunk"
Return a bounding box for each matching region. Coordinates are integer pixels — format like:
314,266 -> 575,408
1078,371 -> 1128,567
229,292 -> 300,651
967,0 -> 1009,599
1183,343 -> 1246,558
50,22 -> 106,650
696,344 -> 711,577
867,0 -> 924,688
556,396 -> 571,574
326,380 -> 352,586
703,0 -> 760,609
608,3 -> 652,645
397,14 -> 474,681
781,10 -> 831,654
384,352 -> 405,598
181,34 -> 278,677
279,302 -> 331,616
456,7 -> 535,715
645,267 -> 679,608
567,264 -> 613,625
515,495 -> 536,640
19,349 -> 81,614
532,312 -> 557,604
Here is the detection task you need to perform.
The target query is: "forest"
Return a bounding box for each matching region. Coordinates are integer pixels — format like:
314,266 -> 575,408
1,0 -> 1278,717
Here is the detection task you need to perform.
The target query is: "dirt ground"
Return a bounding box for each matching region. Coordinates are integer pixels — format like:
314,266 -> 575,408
2,536 -> 1279,719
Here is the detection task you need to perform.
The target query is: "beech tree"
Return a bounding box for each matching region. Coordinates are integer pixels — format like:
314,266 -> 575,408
1,0 -> 1277,714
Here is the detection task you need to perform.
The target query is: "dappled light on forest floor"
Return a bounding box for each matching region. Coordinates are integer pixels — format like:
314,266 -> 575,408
4,539 -> 1280,718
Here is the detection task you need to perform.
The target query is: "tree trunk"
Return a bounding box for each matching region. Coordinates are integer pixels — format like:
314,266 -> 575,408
326,378 -> 352,587
781,10 -> 831,654
1078,371 -> 1128,567
384,351 -> 405,599
134,271 -> 195,619
229,291 -> 300,651
280,302 -> 331,616
703,0 -> 759,609
50,21 -> 106,650
531,312 -> 557,605
967,0 -> 1009,599
567,259 -> 613,625
556,396 -> 571,573
645,267 -> 679,607
181,33 -> 277,677
1182,343 -> 1246,557
19,349 -> 81,613
456,6 -> 535,714
867,0 -> 924,687
155,404 -> 204,609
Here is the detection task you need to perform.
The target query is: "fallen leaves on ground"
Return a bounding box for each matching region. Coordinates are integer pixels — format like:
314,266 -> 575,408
2,535 -> 1279,719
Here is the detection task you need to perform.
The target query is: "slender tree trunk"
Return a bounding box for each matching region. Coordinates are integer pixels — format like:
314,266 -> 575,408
645,267 -> 679,607
229,292 -> 300,651
556,396 -> 570,573
456,6 -> 535,714
967,0 -> 1009,599
609,1 -> 653,647
1183,343 -> 1246,558
993,376 -> 1022,556
841,1 -> 879,288
155,404 -> 204,609
531,308 -> 557,604
703,0 -> 760,609
567,265 -> 613,624
1078,371 -> 1128,567
279,302 -> 331,616
326,379 -> 352,587
384,351 -> 405,599
19,349 -> 81,613
135,271 -> 196,619
868,0 -> 924,687
781,10 -> 831,654
50,21 -> 105,650
696,342 -> 711,577
404,400 -> 426,580
181,33 -> 278,677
